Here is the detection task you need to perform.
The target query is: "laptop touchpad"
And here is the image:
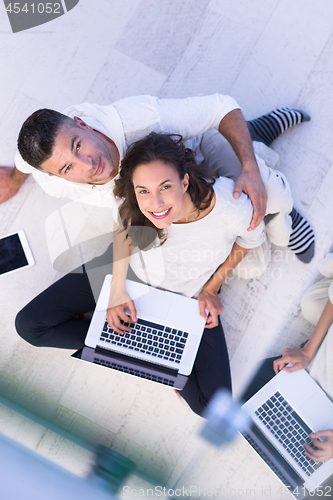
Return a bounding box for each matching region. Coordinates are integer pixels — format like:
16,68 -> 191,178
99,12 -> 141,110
301,392 -> 333,430
135,289 -> 172,320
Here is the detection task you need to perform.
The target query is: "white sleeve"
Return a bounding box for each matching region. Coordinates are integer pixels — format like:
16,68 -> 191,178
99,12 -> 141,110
233,194 -> 266,249
329,282 -> 333,304
113,94 -> 240,144
236,219 -> 266,249
14,150 -> 33,174
157,94 -> 240,139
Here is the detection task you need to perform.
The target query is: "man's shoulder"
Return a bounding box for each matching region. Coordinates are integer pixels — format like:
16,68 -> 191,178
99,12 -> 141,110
63,96 -> 158,117
62,102 -> 104,119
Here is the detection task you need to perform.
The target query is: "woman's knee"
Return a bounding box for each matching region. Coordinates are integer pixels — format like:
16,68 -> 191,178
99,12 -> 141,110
301,278 -> 332,325
15,305 -> 50,347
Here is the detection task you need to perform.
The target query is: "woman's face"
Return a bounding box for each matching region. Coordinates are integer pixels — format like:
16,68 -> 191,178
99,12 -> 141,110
132,160 -> 189,229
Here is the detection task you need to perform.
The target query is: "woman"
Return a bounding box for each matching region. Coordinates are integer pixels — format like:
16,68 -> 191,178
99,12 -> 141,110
108,133 -> 268,416
243,251 -> 333,462
273,253 -> 333,462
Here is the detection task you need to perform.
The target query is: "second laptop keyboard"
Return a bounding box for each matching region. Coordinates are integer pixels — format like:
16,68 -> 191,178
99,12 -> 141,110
99,317 -> 189,364
255,391 -> 323,476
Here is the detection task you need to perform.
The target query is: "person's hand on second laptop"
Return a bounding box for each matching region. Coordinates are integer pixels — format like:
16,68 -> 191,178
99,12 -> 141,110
233,166 -> 267,231
0,166 -> 29,203
273,346 -> 313,374
304,430 -> 333,462
107,288 -> 137,335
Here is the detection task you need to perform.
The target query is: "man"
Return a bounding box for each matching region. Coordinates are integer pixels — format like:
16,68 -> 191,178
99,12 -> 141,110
5,94 -> 313,348
0,95 -> 298,225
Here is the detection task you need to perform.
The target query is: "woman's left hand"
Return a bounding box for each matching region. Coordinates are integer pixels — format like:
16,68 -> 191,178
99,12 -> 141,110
273,347 -> 313,374
198,288 -> 224,329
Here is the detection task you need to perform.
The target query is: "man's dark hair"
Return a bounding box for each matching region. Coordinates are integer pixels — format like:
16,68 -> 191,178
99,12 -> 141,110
17,109 -> 77,170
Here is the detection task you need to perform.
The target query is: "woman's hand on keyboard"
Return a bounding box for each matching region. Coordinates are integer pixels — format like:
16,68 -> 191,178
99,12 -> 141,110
197,288 -> 224,329
107,289 -> 137,335
273,347 -> 313,374
304,430 -> 333,462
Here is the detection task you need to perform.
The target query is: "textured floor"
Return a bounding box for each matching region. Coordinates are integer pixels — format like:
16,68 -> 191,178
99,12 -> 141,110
0,0 -> 333,498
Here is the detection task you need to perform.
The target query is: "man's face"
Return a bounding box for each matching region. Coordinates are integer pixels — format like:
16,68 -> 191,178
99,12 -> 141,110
40,118 -> 115,184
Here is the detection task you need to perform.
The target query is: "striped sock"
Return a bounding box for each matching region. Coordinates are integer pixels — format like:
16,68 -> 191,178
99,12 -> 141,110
247,108 -> 311,146
288,208 -> 315,263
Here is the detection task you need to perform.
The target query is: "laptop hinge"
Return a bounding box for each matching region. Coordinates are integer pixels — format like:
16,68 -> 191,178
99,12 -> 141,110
95,346 -> 180,376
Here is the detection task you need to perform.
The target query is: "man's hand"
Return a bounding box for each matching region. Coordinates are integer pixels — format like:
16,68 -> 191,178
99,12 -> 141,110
107,288 -> 137,335
233,165 -> 267,230
218,109 -> 267,230
0,166 -> 29,203
273,347 -> 313,374
304,430 -> 333,462
197,288 -> 224,329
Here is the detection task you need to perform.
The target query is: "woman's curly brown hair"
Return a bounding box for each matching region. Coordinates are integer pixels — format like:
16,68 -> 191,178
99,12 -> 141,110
114,132 -> 217,249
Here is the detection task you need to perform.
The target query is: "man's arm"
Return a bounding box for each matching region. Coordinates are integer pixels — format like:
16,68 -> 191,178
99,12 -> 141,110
0,166 -> 30,203
218,109 -> 267,230
158,95 -> 267,229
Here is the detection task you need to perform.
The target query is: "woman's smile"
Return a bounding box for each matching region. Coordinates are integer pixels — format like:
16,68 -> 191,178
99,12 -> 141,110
149,207 -> 172,219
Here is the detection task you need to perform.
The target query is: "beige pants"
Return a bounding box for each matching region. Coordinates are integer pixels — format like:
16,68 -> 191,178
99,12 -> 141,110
302,253 -> 333,399
301,253 -> 333,325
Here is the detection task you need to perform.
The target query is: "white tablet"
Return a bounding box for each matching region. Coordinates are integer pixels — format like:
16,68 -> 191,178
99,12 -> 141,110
0,230 -> 35,277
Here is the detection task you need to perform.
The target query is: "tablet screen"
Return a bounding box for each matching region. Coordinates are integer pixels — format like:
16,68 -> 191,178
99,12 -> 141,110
0,234 -> 28,275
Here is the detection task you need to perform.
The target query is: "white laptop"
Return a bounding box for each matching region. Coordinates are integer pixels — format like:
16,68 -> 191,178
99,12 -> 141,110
242,369 -> 333,498
73,274 -> 206,390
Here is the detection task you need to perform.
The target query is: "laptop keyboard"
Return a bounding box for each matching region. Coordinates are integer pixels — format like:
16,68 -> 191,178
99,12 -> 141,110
93,355 -> 175,387
255,391 -> 323,476
99,318 -> 189,364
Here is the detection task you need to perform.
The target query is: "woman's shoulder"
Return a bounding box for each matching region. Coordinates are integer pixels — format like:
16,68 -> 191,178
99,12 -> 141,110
214,177 -> 251,209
